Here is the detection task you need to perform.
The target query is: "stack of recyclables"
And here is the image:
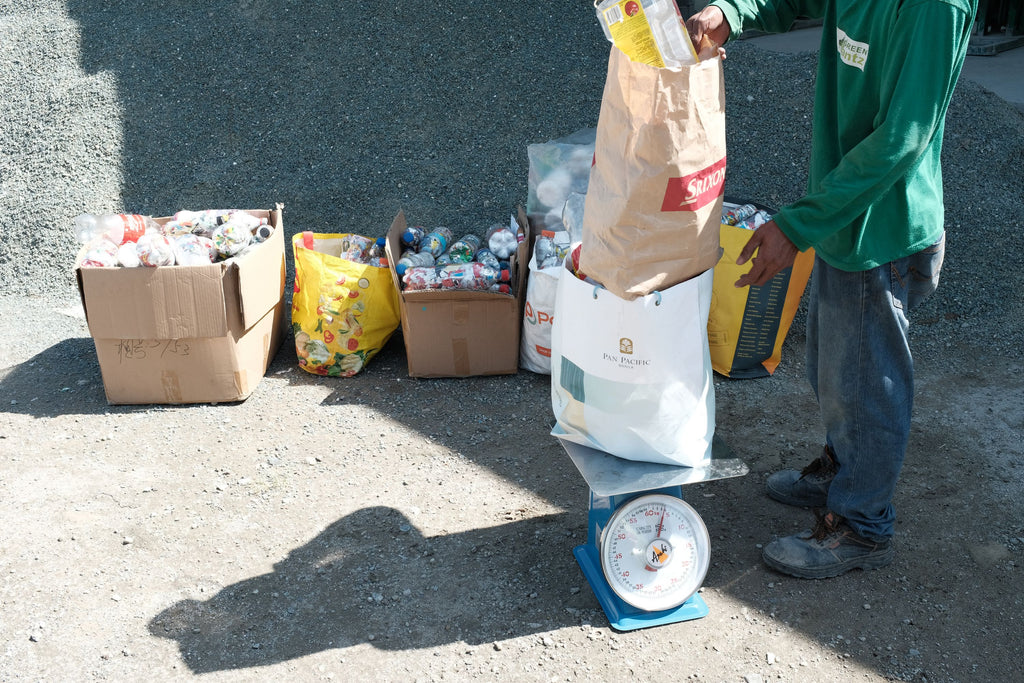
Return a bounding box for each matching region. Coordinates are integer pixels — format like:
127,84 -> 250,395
394,221 -> 522,294
75,209 -> 275,269
722,202 -> 772,230
73,206 -> 286,405
594,0 -> 699,69
384,210 -> 530,378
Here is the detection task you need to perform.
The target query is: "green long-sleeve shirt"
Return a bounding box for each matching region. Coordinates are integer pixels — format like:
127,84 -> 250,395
711,0 -> 976,270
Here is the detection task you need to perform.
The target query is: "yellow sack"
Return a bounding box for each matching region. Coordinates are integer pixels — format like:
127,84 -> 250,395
291,233 -> 400,377
708,223 -> 815,378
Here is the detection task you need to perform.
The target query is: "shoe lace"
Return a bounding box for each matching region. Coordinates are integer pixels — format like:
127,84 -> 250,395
799,445 -> 838,479
810,510 -> 844,541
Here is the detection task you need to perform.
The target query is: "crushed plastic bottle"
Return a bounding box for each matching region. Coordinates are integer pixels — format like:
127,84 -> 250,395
594,0 -> 699,69
396,250 -> 436,275
79,239 -> 120,267
448,234 -> 482,263
339,234 -> 372,262
211,220 -> 253,258
173,234 -> 218,266
401,225 -> 426,249
723,203 -> 758,226
475,247 -> 501,271
421,227 -> 454,258
485,223 -> 519,260
534,231 -> 560,269
402,263 -> 511,292
253,224 -> 275,243
136,233 -> 176,267
74,213 -> 156,245
366,236 -> 387,259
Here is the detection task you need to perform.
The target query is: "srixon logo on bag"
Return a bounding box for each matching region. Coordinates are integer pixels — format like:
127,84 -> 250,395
661,157 -> 727,212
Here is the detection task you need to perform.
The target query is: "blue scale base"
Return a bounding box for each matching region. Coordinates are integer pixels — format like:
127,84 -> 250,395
557,433 -> 747,632
573,543 -> 709,631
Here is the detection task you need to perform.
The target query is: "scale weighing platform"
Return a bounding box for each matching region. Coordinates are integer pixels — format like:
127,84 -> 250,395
557,432 -> 748,632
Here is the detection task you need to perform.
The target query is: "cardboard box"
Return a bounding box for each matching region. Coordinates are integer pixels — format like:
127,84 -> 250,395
75,206 -> 286,404
385,210 -> 529,377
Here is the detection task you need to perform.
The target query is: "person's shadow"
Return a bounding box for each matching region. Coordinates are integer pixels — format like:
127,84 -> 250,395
149,507 -> 587,672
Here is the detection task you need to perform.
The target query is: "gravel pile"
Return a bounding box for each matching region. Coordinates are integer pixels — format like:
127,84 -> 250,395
2,2 -> 1022,363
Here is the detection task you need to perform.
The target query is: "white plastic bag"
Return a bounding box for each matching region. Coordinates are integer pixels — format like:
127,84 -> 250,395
520,249 -> 561,373
550,263 -> 715,467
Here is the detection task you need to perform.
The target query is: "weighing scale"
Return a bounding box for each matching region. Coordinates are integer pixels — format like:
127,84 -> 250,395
556,431 -> 748,631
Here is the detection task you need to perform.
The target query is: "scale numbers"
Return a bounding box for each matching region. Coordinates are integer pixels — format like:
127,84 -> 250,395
599,493 -> 710,612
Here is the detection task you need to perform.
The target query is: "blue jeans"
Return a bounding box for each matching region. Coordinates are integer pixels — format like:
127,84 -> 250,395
805,234 -> 945,541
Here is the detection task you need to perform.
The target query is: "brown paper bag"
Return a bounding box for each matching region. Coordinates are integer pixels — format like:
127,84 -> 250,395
581,47 -> 726,300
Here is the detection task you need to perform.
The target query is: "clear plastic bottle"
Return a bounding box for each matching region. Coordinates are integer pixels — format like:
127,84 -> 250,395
534,231 -> 559,269
340,234 -> 372,262
723,204 -> 758,226
366,236 -> 387,259
552,231 -> 571,263
253,224 -> 275,243
420,227 -> 453,258
447,234 -> 482,263
401,225 -> 426,249
74,213 -> 156,245
396,250 -> 436,276
485,223 -> 519,260
595,0 -> 699,69
475,247 -> 501,271
402,263 -> 511,292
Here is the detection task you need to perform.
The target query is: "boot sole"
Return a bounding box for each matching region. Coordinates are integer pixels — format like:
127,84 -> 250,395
762,545 -> 895,579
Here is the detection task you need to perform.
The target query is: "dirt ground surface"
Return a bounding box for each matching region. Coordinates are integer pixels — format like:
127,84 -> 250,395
2,2 -> 1023,680
1,288 -> 1021,683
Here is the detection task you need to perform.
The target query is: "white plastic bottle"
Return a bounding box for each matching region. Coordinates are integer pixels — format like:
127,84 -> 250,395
74,213 -> 157,245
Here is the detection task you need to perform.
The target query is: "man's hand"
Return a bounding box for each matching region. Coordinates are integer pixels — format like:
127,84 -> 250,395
686,5 -> 731,55
734,220 -> 799,288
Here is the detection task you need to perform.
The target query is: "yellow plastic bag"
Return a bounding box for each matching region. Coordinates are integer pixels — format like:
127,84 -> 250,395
291,233 -> 400,377
708,223 -> 815,378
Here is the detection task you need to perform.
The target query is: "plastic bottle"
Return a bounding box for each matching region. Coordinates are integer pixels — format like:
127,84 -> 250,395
366,236 -> 387,259
485,223 -> 519,260
253,224 -> 275,243
136,233 -> 176,267
595,0 -> 699,69
211,221 -> 252,258
402,263 -> 511,292
723,204 -> 758,225
401,225 -> 426,249
74,213 -> 156,245
551,231 -> 571,263
534,231 -> 559,269
396,250 -> 436,276
420,227 -> 453,258
475,247 -> 501,271
340,234 -> 372,262
447,234 -> 482,263
173,234 -> 217,266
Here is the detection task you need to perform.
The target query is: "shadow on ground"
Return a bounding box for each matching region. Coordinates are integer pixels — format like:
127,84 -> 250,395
149,508 -> 585,672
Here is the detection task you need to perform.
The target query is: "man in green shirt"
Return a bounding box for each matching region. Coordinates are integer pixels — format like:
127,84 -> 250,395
687,0 -> 976,578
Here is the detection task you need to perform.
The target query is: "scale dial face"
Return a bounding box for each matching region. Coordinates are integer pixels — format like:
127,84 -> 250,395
599,493 -> 711,612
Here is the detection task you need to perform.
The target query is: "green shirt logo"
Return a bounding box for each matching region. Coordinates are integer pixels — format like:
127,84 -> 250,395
837,28 -> 869,71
